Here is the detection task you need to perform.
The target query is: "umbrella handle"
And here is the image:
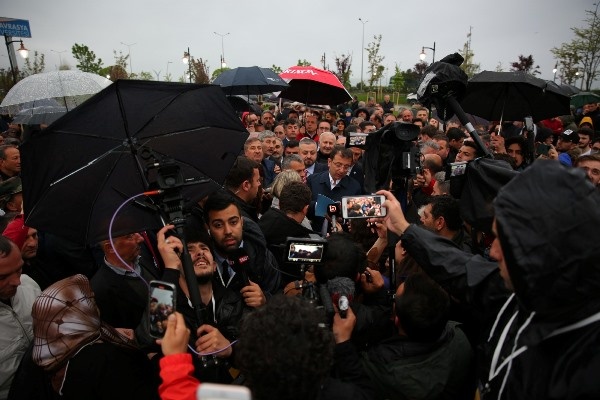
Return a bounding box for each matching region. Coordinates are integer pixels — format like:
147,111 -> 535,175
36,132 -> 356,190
446,96 -> 492,157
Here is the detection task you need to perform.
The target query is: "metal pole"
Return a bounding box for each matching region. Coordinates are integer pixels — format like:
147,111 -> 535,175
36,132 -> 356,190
359,18 -> 368,92
432,42 -> 436,63
187,47 -> 192,83
4,35 -> 18,84
214,32 -> 230,68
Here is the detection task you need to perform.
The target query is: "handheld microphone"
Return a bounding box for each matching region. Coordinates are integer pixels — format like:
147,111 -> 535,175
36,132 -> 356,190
327,202 -> 342,233
228,248 -> 250,287
326,277 -> 355,319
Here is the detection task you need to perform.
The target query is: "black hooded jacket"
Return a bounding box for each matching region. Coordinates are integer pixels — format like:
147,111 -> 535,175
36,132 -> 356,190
400,161 -> 600,399
481,161 -> 600,399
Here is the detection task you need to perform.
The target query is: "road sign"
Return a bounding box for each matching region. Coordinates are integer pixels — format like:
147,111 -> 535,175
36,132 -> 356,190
0,18 -> 31,38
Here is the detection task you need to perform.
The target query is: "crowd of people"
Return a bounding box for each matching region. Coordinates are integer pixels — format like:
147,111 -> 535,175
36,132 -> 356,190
0,91 -> 599,400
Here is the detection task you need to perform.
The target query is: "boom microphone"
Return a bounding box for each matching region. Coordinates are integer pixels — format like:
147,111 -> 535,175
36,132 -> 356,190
228,248 -> 250,287
326,277 -> 355,319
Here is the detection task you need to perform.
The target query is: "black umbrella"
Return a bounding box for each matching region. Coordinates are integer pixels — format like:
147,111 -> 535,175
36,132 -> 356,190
212,66 -> 289,96
559,83 -> 581,96
460,71 -> 571,122
12,105 -> 67,125
22,80 -> 249,245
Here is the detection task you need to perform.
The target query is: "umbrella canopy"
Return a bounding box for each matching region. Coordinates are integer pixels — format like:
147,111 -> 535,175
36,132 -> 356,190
570,91 -> 600,109
212,66 -> 289,95
1,70 -> 111,114
278,65 -> 352,106
460,71 -> 571,122
22,80 -> 248,245
11,105 -> 67,125
560,83 -> 581,96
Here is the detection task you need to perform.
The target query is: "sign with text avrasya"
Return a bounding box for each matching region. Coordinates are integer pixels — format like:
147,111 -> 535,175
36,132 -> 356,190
0,18 -> 31,38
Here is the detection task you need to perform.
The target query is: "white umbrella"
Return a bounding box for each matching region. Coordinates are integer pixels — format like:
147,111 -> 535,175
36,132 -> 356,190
1,70 -> 111,114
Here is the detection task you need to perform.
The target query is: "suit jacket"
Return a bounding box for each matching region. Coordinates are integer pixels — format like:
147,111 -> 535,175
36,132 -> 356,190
348,163 -> 365,192
306,162 -> 328,179
262,157 -> 277,187
307,171 -> 363,231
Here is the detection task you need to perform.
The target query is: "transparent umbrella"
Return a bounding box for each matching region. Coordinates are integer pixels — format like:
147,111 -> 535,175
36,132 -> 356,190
0,70 -> 111,114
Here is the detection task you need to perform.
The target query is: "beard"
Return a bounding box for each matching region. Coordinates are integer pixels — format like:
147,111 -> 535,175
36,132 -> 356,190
196,271 -> 214,285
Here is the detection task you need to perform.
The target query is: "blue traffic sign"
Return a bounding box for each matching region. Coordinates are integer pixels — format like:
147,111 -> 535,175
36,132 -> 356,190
0,18 -> 31,38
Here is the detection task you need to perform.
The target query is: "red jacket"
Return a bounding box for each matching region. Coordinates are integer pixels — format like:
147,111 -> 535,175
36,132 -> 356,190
159,353 -> 199,400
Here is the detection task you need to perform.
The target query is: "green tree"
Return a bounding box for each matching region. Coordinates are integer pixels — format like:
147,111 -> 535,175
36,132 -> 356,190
271,64 -> 282,73
0,69 -> 14,101
113,50 -> 129,78
137,71 -> 153,80
22,51 -> 45,76
297,59 -> 311,66
510,55 -> 541,75
333,53 -> 352,88
211,67 -> 230,81
552,4 -> 600,89
367,34 -> 385,88
71,43 -> 103,74
458,41 -> 480,78
389,63 -> 405,92
495,62 -> 504,72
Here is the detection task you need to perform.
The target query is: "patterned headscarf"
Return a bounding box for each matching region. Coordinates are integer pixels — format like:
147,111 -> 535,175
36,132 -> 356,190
32,274 -> 138,391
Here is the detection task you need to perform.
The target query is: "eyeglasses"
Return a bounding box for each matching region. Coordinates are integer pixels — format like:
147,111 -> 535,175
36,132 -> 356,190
332,161 -> 352,170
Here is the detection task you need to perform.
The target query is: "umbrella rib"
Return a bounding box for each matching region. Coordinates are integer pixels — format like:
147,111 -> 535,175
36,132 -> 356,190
50,145 -> 125,187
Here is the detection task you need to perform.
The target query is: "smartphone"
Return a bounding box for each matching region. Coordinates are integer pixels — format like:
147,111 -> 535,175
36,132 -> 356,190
149,280 -> 176,339
524,116 -> 534,132
285,237 -> 327,264
535,143 -> 550,156
341,195 -> 387,219
197,383 -> 251,400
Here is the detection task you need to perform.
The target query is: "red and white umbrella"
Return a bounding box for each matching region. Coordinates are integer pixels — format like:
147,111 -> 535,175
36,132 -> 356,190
279,65 -> 352,106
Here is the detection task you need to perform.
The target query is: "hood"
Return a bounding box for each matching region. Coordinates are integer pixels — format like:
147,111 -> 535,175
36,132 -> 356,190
494,161 -> 600,322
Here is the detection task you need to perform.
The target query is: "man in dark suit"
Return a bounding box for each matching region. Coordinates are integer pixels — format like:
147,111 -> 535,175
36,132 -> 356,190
299,138 -> 328,179
307,146 -> 363,232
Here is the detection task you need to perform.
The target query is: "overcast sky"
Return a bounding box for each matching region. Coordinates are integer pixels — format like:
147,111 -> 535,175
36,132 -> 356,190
3,0 -> 595,87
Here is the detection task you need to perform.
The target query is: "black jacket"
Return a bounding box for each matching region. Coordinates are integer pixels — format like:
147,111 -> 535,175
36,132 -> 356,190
214,217 -> 281,297
403,162 -> 600,399
480,161 -> 600,399
258,207 -> 315,286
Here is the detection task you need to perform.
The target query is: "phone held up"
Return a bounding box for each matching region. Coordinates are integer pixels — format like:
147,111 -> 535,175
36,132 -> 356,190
341,195 -> 387,219
149,280 -> 177,339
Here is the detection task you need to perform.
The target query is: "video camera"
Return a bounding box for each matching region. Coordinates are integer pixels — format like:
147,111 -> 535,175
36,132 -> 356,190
346,122 -> 422,196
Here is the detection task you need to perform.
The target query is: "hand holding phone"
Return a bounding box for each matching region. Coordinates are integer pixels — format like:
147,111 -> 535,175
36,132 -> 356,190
341,195 -> 387,219
149,280 -> 177,338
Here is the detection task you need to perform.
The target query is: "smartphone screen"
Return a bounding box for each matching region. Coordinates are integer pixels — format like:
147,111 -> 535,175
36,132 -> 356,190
286,241 -> 325,264
341,195 -> 387,219
535,143 -> 550,156
149,280 -> 176,338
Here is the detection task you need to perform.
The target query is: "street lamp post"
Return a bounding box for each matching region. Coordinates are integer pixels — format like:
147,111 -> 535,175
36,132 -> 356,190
120,41 -> 137,75
214,32 -> 230,68
165,61 -> 172,81
4,36 -> 29,84
51,49 -> 66,70
552,62 -> 558,83
358,18 -> 368,92
182,48 -> 193,83
419,42 -> 436,63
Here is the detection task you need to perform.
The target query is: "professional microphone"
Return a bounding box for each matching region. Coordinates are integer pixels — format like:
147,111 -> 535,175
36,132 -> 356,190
228,248 -> 250,287
326,277 -> 355,319
327,202 -> 342,233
